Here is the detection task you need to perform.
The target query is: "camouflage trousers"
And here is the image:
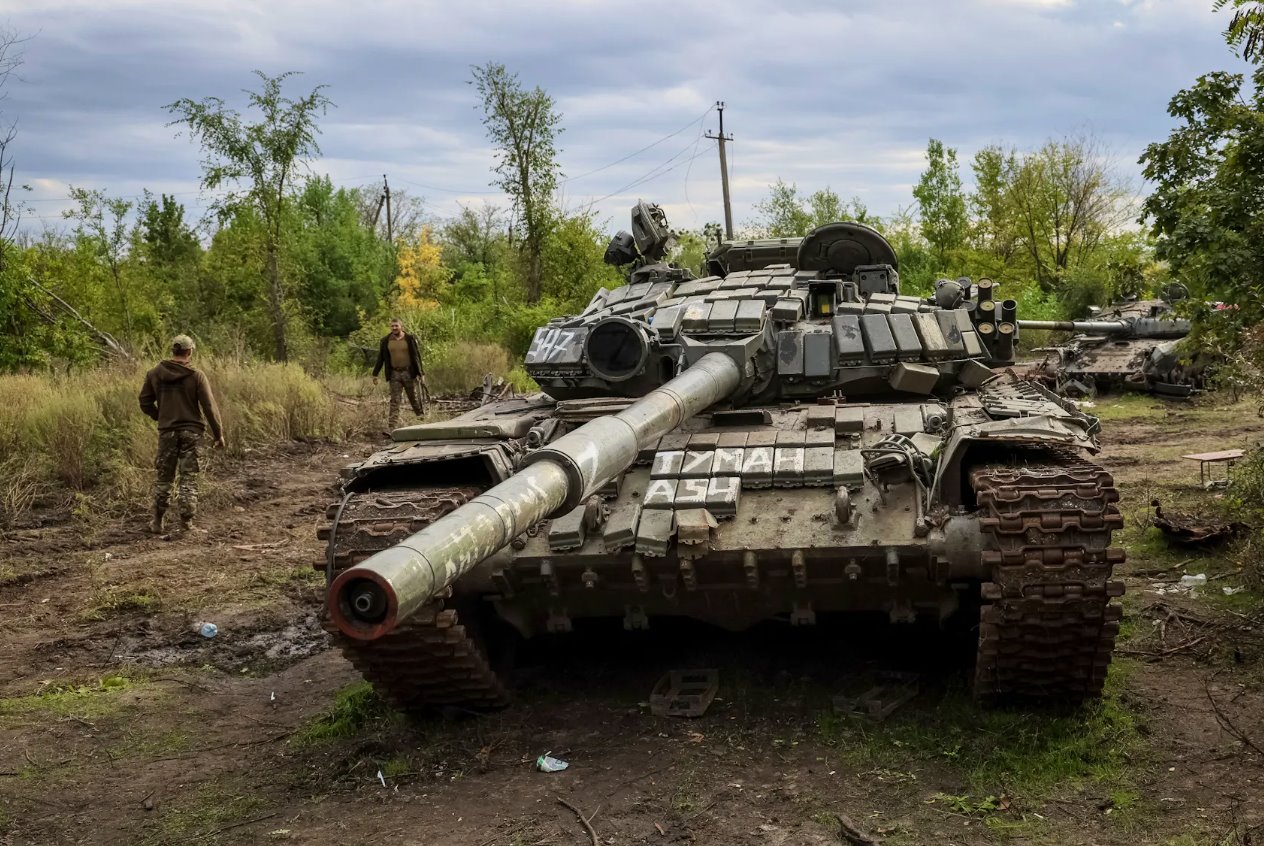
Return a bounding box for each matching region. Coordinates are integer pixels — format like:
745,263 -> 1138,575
388,368 -> 424,429
154,430 -> 202,520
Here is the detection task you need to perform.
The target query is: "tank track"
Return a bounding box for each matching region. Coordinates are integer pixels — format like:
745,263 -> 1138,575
317,486 -> 508,710
971,452 -> 1126,702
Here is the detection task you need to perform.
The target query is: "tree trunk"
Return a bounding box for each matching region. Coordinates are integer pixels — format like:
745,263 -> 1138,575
526,240 -> 542,304
265,239 -> 288,361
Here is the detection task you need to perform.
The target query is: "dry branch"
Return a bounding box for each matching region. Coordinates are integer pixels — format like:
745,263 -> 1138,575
834,813 -> 881,846
24,277 -> 132,359
1204,678 -> 1264,759
556,796 -> 598,846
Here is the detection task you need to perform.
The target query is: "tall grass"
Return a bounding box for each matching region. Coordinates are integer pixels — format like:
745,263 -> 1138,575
425,341 -> 513,396
0,360 -> 376,526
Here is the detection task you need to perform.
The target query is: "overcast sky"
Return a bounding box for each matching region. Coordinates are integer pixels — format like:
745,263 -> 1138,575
0,0 -> 1249,237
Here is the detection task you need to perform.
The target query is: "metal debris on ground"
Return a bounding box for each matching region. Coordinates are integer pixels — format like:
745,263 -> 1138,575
834,673 -> 919,722
535,752 -> 569,773
649,669 -> 719,718
1151,499 -> 1248,546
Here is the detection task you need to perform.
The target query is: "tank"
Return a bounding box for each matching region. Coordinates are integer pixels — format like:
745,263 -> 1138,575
1022,289 -> 1212,397
318,203 -> 1126,709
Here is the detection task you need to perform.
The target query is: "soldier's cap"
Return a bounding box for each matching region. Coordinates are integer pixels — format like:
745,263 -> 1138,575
171,334 -> 196,353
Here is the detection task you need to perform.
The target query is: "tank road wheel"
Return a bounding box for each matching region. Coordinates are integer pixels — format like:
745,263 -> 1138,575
970,455 -> 1126,703
316,486 -> 509,712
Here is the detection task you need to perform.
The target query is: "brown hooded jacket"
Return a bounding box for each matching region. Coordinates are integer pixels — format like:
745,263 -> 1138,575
138,360 -> 224,440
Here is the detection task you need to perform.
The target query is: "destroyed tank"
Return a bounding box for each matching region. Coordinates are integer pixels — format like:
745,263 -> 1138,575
1022,288 -> 1211,397
318,201 -> 1126,709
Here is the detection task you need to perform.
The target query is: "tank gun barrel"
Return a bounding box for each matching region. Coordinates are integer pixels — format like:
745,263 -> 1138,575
1017,319 -> 1131,334
327,352 -> 744,641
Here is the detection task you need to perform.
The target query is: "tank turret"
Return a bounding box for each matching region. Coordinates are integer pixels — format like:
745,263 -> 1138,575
319,202 -> 1126,710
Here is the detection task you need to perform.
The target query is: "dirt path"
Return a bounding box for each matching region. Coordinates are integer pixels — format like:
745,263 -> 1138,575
2,401 -> 1263,846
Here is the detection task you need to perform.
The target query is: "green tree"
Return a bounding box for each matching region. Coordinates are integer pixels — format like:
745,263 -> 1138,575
442,201 -> 508,274
969,145 -> 1020,263
291,176 -> 396,337
670,229 -> 710,275
198,209 -> 270,349
538,209 -> 623,307
135,192 -> 201,329
806,188 -> 842,227
166,70 -> 333,361
880,207 -> 938,296
912,138 -> 968,265
470,62 -> 563,305
137,192 -> 200,268
1008,136 -> 1128,292
0,28 -> 26,279
752,179 -> 812,237
1140,67 -> 1264,325
64,187 -> 143,341
751,181 -> 874,237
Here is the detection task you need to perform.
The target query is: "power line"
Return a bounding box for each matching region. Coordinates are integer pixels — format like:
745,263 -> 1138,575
560,106 -> 714,185
682,118 -> 709,227
395,177 -> 501,195
585,143 -> 712,208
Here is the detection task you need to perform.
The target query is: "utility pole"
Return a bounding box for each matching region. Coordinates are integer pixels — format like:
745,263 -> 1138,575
383,174 -> 394,244
705,101 -> 734,240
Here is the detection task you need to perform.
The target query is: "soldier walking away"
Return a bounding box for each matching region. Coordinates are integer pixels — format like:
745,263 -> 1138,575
372,318 -> 427,430
138,335 -> 225,537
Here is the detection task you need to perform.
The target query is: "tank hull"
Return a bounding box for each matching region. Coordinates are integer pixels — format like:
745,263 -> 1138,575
320,382 -> 1124,706
1032,337 -> 1209,397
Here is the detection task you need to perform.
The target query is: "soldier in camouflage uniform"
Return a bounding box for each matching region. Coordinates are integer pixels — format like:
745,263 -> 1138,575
371,318 -> 427,430
139,335 -> 225,536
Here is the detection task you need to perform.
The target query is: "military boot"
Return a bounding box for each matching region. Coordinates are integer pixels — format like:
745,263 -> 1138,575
148,507 -> 166,535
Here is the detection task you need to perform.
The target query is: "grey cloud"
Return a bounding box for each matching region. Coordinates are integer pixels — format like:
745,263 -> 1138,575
0,0 -> 1250,233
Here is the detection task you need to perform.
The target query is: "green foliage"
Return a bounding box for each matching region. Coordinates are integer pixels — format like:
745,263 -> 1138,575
539,208 -> 623,303
912,138 -> 968,263
931,793 -> 1002,816
470,62 -> 563,304
135,192 -> 202,331
1224,441 -> 1264,587
970,145 -> 1021,263
0,673 -> 135,722
167,70 -> 334,361
0,254 -> 98,369
1140,66 -> 1264,333
749,180 -> 873,238
442,201 -> 509,273
818,665 -> 1142,799
63,187 -> 172,348
1009,135 -> 1131,294
292,681 -> 395,745
1216,0 -> 1264,61
289,176 -> 395,337
143,780 -> 268,846
670,229 -> 710,275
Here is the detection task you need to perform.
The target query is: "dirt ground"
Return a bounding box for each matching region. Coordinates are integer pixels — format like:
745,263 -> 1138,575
3,397 -> 1264,846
